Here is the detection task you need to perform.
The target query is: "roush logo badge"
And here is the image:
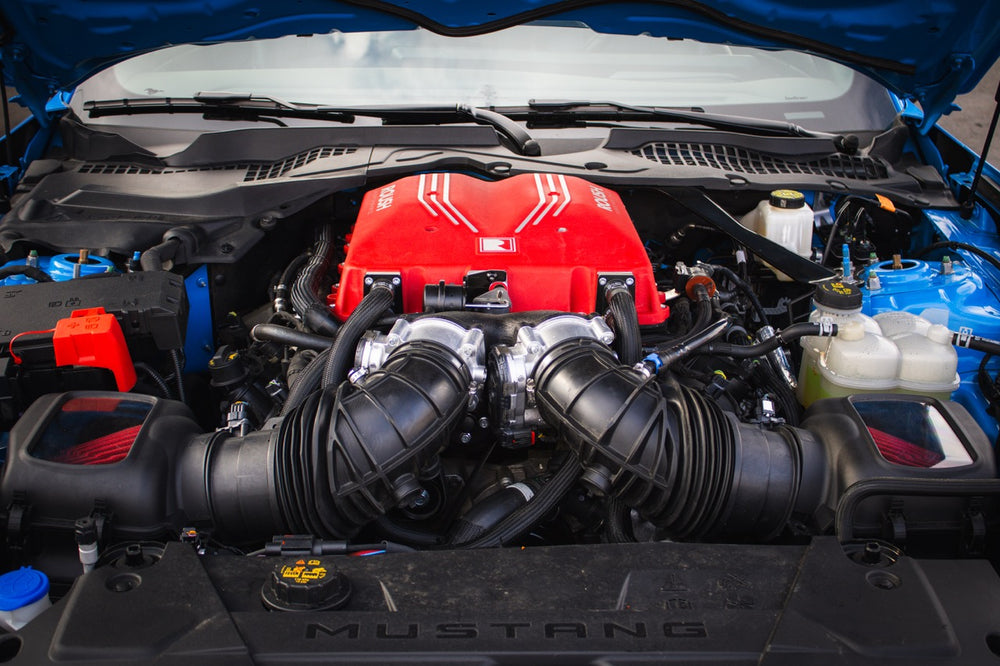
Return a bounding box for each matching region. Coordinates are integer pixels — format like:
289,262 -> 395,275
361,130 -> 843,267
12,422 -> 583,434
479,237 -> 517,253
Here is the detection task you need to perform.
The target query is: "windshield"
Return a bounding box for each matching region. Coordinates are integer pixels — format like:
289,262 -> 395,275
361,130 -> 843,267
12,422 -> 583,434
71,24 -> 896,132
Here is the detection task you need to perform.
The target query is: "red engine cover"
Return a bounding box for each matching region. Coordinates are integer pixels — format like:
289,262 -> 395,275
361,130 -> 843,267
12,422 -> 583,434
333,173 -> 668,324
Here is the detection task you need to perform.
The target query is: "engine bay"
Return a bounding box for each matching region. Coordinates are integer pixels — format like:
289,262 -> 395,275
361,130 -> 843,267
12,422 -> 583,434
0,127 -> 1000,657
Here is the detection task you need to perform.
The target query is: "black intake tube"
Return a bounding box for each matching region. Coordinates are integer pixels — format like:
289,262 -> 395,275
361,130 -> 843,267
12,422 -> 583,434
181,339 -> 472,541
533,338 -> 820,541
606,284 -> 641,365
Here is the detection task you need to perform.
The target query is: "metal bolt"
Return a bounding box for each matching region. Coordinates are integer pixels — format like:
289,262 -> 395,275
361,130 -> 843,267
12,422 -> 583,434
625,277 -> 635,286
364,276 -> 374,286
409,489 -> 431,508
598,277 -> 607,286
478,417 -> 489,429
196,278 -> 207,288
459,432 -> 473,444
391,276 -> 401,286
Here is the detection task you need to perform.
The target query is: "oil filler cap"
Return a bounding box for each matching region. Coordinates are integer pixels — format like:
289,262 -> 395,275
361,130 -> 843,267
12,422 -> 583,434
261,558 -> 351,612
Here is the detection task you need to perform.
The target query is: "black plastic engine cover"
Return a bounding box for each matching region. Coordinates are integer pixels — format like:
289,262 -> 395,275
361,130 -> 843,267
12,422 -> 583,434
8,537 -> 1000,664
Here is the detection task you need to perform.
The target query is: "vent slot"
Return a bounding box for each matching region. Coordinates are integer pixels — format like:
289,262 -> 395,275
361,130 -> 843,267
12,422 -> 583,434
78,146 -> 357,181
629,142 -> 888,180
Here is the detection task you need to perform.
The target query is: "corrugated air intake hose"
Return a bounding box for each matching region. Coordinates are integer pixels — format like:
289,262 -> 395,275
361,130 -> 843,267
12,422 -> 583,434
180,339 -> 473,541
532,337 -> 822,541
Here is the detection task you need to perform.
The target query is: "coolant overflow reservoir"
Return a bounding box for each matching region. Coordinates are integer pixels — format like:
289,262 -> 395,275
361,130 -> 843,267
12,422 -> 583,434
741,189 -> 814,280
800,308 -> 960,407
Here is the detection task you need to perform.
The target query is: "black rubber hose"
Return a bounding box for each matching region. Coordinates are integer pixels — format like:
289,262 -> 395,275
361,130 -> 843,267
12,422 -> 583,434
708,265 -> 768,327
456,457 -> 582,549
653,317 -> 730,369
140,238 -> 180,272
689,295 -> 713,334
915,240 -> 1000,275
252,323 -> 334,352
282,347 -> 330,415
951,330 -> 1000,355
274,253 -> 309,314
321,282 -> 395,389
606,285 -> 641,365
700,322 -> 836,358
0,265 -> 53,282
290,225 -> 340,336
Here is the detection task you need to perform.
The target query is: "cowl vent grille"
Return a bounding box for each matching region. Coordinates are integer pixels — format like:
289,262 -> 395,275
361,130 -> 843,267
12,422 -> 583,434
77,146 -> 357,181
630,142 -> 888,180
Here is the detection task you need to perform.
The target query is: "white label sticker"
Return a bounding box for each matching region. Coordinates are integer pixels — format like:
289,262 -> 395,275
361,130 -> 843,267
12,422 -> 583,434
479,237 -> 517,253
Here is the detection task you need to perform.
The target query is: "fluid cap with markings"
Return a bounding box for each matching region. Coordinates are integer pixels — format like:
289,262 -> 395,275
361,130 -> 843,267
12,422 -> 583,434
261,557 -> 351,612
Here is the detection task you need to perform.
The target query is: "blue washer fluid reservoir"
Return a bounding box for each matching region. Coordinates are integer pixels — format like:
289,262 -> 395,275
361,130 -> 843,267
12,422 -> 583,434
0,567 -> 51,631
862,257 -> 1000,441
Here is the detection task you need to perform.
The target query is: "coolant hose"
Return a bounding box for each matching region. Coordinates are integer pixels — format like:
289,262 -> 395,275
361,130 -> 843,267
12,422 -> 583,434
533,338 -> 822,540
290,225 -> 340,336
180,339 -> 472,540
700,321 -> 837,358
650,317 -> 729,370
606,284 -> 642,365
252,323 -> 334,351
321,282 -> 395,389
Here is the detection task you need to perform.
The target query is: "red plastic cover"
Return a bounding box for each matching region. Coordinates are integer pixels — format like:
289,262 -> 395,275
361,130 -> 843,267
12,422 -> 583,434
53,308 -> 137,391
333,173 -> 667,324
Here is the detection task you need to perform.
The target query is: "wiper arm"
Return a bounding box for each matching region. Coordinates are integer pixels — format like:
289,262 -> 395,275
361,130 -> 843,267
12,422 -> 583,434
84,94 -> 357,125
84,97 -> 540,156
527,99 -> 857,151
314,104 -> 540,156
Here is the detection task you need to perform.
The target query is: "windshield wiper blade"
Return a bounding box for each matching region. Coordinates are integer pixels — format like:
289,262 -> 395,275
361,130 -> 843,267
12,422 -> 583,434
527,99 -> 842,142
313,104 -> 540,156
83,95 -> 357,125
84,98 -> 540,156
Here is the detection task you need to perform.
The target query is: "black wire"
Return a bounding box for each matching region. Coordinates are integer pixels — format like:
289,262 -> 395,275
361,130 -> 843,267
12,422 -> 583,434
914,240 -> 1000,275
134,362 -> 172,398
170,349 -> 187,404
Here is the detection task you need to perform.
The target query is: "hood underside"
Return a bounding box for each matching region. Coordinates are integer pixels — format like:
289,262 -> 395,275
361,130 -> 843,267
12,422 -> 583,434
1,0 -> 999,129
